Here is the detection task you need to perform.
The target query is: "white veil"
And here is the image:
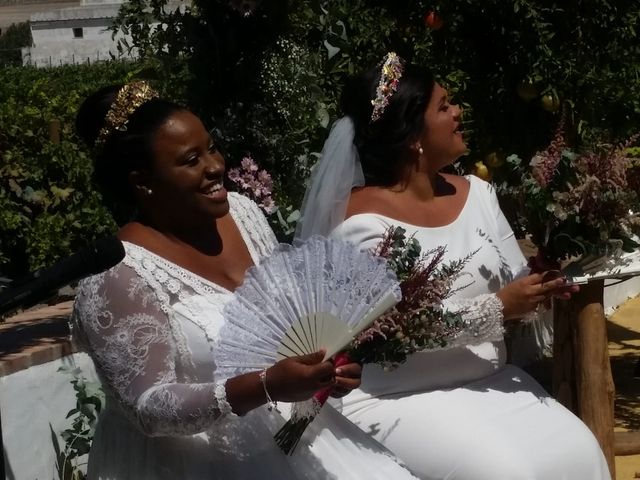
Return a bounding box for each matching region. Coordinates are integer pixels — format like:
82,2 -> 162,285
295,117 -> 365,240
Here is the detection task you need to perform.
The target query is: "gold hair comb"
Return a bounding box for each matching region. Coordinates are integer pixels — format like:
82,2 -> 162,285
96,81 -> 159,146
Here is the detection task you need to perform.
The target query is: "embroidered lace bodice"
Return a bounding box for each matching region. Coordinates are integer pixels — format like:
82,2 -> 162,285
71,192 -> 277,437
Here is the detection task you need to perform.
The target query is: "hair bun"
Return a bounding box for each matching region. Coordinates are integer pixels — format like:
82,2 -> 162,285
76,84 -> 123,149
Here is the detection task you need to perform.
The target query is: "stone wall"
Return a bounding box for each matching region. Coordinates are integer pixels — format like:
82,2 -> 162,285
1,353 -> 98,479
24,22 -> 136,67
22,2 -> 138,67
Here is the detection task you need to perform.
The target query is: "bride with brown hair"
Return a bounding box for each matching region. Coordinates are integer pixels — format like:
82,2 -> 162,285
296,52 -> 610,479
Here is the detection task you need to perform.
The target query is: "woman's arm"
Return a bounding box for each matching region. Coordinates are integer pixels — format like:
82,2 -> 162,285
330,215 -> 563,350
72,264 -> 335,436
72,264 -> 246,436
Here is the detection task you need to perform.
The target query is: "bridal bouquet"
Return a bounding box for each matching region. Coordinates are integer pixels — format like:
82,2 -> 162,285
498,118 -> 640,268
275,226 -> 471,453
347,226 -> 472,369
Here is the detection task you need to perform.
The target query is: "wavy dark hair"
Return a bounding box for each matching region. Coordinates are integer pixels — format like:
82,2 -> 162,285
341,61 -> 435,187
76,84 -> 186,225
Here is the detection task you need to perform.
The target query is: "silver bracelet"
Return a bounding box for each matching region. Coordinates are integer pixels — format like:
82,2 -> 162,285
259,368 -> 278,412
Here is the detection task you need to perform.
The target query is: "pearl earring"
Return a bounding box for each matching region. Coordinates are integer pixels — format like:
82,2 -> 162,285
418,146 -> 424,155
145,188 -> 153,195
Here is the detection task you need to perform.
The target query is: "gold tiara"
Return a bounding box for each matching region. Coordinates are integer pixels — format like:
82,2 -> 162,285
96,81 -> 159,146
370,52 -> 404,122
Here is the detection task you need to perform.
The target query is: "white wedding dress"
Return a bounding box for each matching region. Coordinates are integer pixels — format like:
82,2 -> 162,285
330,176 -> 610,480
71,193 -> 417,480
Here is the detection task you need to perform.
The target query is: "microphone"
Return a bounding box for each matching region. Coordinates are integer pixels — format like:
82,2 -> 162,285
0,236 -> 126,316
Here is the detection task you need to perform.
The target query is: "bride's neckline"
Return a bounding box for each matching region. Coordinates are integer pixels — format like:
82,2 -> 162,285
120,194 -> 259,295
346,175 -> 475,231
122,241 -> 234,295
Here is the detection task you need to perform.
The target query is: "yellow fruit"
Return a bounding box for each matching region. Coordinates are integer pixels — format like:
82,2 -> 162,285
474,161 -> 491,181
516,81 -> 538,102
541,93 -> 560,112
485,152 -> 504,168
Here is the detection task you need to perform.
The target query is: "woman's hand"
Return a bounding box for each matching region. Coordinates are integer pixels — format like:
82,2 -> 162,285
541,270 -> 580,301
225,351 -> 334,416
330,361 -> 362,398
266,351 -> 336,403
497,272 -> 570,320
549,283 -> 580,301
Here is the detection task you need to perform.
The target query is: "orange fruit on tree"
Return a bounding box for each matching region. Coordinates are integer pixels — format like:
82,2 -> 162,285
424,11 -> 444,30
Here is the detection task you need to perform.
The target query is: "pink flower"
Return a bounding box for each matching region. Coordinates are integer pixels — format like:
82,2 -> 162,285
241,156 -> 259,172
240,177 -> 251,190
260,196 -> 277,214
531,117 -> 567,187
258,170 -> 273,190
227,154 -> 278,216
227,168 -> 241,183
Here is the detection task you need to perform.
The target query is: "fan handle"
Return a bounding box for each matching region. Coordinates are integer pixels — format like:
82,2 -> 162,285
322,291 -> 398,360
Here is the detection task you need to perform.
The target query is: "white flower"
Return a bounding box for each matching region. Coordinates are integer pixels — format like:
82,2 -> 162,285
547,202 -> 568,221
529,154 -> 543,167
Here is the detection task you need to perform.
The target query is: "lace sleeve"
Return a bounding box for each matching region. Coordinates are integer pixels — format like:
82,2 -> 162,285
439,293 -> 505,349
71,263 -> 236,437
229,192 -> 278,259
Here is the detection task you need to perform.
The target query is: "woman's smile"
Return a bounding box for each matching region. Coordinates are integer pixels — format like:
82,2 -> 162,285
200,179 -> 228,202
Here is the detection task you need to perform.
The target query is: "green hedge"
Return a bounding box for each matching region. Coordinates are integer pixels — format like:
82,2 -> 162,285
0,61 -> 140,277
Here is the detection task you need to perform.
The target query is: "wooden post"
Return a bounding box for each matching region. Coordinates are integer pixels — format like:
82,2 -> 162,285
553,295 -> 576,409
553,279 -> 616,477
615,431 -> 640,456
48,119 -> 61,144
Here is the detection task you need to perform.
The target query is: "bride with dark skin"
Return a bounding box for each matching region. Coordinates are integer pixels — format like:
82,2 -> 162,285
117,108 -> 344,410
72,82 -> 418,479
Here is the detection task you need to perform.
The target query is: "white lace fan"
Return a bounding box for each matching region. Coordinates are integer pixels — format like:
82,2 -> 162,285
216,236 -> 401,381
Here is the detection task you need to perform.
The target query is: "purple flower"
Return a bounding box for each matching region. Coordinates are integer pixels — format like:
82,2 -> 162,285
241,156 -> 259,172
258,170 -> 274,190
531,117 -> 567,187
227,168 -> 241,183
260,196 -> 277,214
227,154 -> 278,215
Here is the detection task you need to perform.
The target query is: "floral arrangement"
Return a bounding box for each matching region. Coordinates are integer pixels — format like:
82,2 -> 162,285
347,227 -> 472,370
227,155 -> 301,240
227,155 -> 277,214
498,119 -> 640,267
274,226 -> 471,454
260,38 -> 330,131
